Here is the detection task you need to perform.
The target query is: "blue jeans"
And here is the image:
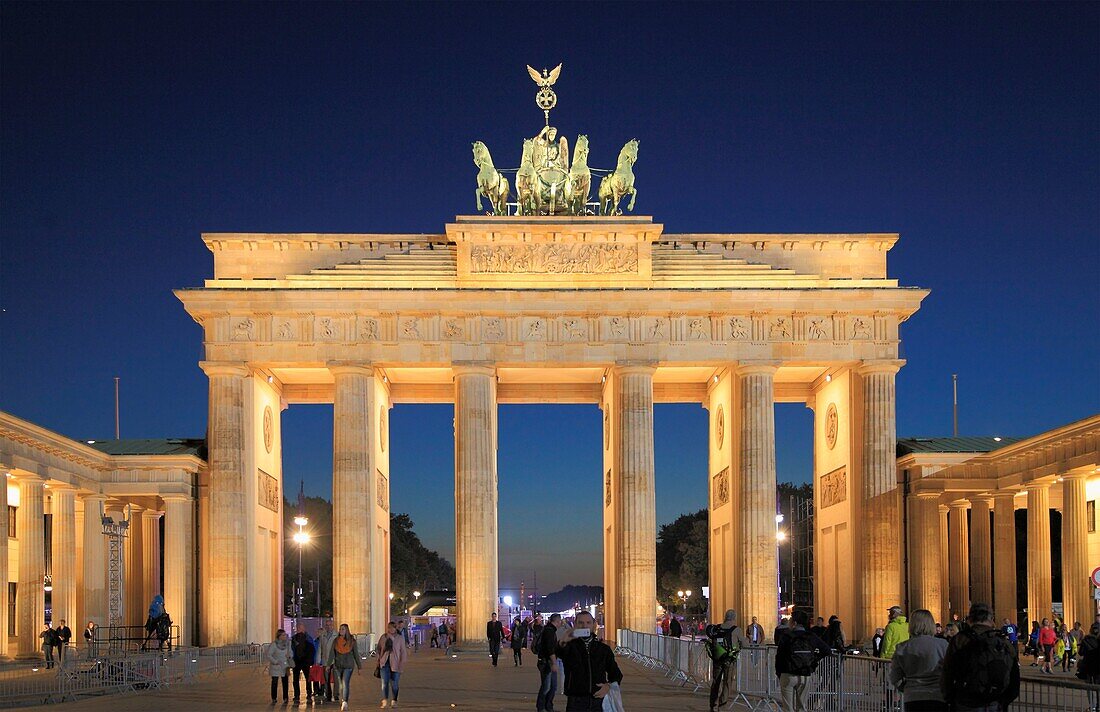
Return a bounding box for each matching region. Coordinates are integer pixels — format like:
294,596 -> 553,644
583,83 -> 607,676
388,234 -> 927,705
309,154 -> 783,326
338,667 -> 354,703
381,664 -> 400,701
536,661 -> 557,711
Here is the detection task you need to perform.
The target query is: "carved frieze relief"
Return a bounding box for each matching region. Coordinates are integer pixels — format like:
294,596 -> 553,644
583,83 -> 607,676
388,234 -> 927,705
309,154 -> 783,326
820,466 -> 846,508
470,243 -> 638,274
377,470 -> 389,511
258,469 -> 280,512
712,467 -> 730,508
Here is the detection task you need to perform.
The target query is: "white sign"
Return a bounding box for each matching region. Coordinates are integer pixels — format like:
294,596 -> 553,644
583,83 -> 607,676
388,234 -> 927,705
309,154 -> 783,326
1092,567 -> 1100,587
702,586 -> 710,599
1094,588 -> 1100,601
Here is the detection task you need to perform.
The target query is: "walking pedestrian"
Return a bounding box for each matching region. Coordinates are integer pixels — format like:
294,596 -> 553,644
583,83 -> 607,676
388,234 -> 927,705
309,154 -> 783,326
511,616 -> 528,666
311,625 -> 326,701
376,621 -> 407,709
882,606 -> 910,659
55,619 -> 72,664
669,616 -> 683,639
774,610 -> 830,712
535,613 -> 560,712
704,609 -> 750,712
327,624 -> 361,711
83,620 -> 98,660
1000,619 -> 1018,652
1077,622 -> 1100,683
889,609 -> 948,711
39,623 -> 58,669
1039,618 -> 1057,674
291,626 -> 316,702
558,611 -> 622,712
1027,621 -> 1041,665
940,603 -> 1019,712
317,619 -> 338,703
437,620 -> 449,650
487,612 -> 504,667
266,629 -> 293,703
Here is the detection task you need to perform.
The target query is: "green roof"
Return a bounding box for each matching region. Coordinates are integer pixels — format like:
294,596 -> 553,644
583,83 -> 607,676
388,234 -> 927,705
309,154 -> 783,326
897,436 -> 1021,456
85,438 -> 206,458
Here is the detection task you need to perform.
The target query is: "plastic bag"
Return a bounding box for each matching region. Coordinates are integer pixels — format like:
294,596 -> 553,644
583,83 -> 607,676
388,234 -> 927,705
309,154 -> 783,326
602,681 -> 625,712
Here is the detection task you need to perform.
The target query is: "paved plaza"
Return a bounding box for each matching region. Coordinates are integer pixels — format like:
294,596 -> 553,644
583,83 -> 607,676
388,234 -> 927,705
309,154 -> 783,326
25,648 -> 700,711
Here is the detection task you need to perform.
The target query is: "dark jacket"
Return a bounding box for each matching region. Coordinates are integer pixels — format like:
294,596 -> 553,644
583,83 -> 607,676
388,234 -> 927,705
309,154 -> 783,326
511,622 -> 528,650
57,626 -> 72,644
774,627 -> 831,677
557,635 -> 623,698
669,618 -> 683,638
487,619 -> 503,643
940,622 -> 1020,709
536,623 -> 558,660
1078,633 -> 1100,682
291,631 -> 315,666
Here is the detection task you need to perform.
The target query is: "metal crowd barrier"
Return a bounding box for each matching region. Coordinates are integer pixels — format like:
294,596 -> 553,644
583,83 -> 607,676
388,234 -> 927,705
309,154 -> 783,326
0,642 -> 267,709
616,630 -> 1100,711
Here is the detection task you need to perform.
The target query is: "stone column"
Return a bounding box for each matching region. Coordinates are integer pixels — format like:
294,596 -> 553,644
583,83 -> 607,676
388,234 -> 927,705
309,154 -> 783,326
857,361 -> 902,640
16,477 -> 45,658
938,505 -> 951,624
0,471 -> 9,657
616,364 -> 657,634
1061,473 -> 1090,628
50,487 -> 77,632
992,492 -> 1018,622
81,495 -> 108,627
142,511 -> 162,600
125,504 -> 144,627
908,492 -> 943,616
162,495 -> 193,647
331,364 -> 376,637
1025,482 -> 1052,624
737,364 -> 778,636
453,364 -> 499,647
201,362 -> 250,646
968,496 -> 993,607
947,500 -> 970,618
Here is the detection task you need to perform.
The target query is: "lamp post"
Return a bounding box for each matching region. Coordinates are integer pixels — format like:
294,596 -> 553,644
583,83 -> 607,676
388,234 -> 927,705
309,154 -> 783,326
293,514 -> 309,621
776,513 -> 786,612
676,589 -> 692,616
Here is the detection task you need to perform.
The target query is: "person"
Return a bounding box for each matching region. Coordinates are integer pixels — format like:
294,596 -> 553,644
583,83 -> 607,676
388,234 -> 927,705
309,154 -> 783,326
889,609 -> 948,711
774,617 -> 790,645
511,616 -> 528,666
1077,622 -> 1100,683
556,618 -> 574,696
377,621 -> 407,709
556,611 -> 622,712
398,619 -> 411,647
266,629 -> 293,703
311,625 -> 327,701
824,617 -> 846,653
55,619 -> 72,663
669,615 -> 683,639
39,623 -> 58,669
934,623 -> 945,639
810,617 -> 827,640
1039,618 -> 1056,674
438,620 -> 449,650
660,614 -> 670,636
872,628 -> 886,657
1001,619 -> 1018,651
430,624 -> 439,649
327,623 -> 361,711
487,612 -> 504,667
530,614 -> 544,654
774,610 -> 830,712
83,620 -> 98,660
142,594 -> 173,651
883,606 -> 910,659
1054,624 -> 1067,671
1027,621 -> 1040,665
291,626 -> 316,702
316,619 -> 338,703
704,609 -> 751,712
535,613 -> 560,712
940,603 -> 1019,712
746,616 -> 765,646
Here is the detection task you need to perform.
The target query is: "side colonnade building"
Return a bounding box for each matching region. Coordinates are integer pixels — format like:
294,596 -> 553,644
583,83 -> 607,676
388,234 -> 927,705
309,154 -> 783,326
0,411 -> 201,657
901,414 -> 1100,629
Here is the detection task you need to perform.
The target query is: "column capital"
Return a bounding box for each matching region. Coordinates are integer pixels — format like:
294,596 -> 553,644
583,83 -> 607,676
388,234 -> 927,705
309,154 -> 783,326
1062,470 -> 1092,481
451,361 -> 496,377
913,491 -> 942,502
1024,480 -> 1053,492
328,362 -> 374,378
991,490 -> 1019,502
948,499 -> 970,511
160,493 -> 193,503
141,509 -> 164,520
80,493 -> 109,503
970,494 -> 994,507
938,504 -> 950,515
46,482 -> 78,494
735,361 -> 780,377
613,360 -> 657,375
199,361 -> 251,378
856,359 -> 905,376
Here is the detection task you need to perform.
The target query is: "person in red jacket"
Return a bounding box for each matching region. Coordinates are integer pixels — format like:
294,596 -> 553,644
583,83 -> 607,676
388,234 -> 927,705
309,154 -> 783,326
1039,618 -> 1057,674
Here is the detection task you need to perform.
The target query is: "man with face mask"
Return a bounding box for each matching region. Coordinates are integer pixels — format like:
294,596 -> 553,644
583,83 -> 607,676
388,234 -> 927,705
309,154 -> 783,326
556,612 -> 623,712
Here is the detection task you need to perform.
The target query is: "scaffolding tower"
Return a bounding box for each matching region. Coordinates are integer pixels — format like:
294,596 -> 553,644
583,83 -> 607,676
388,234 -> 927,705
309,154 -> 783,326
102,509 -> 130,632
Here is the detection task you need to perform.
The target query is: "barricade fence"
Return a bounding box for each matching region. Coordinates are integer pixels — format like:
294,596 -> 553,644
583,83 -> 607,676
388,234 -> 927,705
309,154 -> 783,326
616,629 -> 1100,712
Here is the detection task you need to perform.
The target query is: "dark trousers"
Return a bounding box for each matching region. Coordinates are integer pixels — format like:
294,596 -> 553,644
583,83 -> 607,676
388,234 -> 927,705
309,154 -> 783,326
322,665 -> 336,700
270,674 -> 288,701
514,647 -> 523,665
489,639 -> 501,665
565,697 -> 603,711
709,660 -> 731,710
537,660 -> 557,712
292,664 -> 311,699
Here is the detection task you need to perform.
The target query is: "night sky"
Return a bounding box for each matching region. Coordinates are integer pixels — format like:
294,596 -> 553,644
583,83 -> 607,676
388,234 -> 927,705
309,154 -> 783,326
2,3 -> 1097,592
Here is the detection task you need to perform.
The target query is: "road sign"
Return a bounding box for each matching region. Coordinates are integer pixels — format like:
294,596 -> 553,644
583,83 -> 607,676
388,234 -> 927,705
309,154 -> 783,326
1092,567 -> 1100,587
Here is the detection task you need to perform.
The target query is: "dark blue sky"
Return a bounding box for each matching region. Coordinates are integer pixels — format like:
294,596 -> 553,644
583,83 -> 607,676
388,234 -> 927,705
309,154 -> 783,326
2,3 -> 1097,590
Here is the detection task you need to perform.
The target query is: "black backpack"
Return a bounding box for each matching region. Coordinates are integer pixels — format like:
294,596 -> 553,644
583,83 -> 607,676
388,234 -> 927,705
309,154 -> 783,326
950,630 -> 1015,706
785,631 -> 820,676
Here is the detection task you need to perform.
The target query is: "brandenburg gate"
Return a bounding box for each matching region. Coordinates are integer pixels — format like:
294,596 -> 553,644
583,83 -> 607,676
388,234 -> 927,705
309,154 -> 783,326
176,215 -> 926,646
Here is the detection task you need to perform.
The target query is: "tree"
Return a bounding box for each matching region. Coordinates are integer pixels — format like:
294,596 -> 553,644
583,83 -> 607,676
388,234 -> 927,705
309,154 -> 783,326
656,509 -> 708,613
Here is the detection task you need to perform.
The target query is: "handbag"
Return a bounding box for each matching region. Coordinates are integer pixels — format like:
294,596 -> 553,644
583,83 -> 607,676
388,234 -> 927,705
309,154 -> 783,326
373,662 -> 382,678
308,664 -> 325,683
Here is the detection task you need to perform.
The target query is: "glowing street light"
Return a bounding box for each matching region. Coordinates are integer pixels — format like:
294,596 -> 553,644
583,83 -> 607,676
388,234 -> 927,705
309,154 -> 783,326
293,510 -> 309,620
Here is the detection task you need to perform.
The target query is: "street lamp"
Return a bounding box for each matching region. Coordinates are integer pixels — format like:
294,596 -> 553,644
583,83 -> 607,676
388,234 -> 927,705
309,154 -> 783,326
676,589 -> 692,615
293,514 -> 309,621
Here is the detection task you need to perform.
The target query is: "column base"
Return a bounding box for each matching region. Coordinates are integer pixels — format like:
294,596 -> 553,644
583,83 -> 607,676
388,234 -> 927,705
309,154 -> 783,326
447,641 -> 491,658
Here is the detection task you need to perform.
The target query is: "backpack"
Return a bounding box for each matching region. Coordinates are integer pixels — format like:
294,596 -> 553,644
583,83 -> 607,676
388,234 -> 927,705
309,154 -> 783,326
785,631 -> 820,676
703,624 -> 739,664
950,630 -> 1015,707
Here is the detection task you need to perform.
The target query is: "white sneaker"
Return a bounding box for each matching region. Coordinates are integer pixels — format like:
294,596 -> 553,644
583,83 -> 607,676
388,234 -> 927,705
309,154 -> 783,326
391,703 -> 398,709
379,701 -> 387,709
341,702 -> 349,711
